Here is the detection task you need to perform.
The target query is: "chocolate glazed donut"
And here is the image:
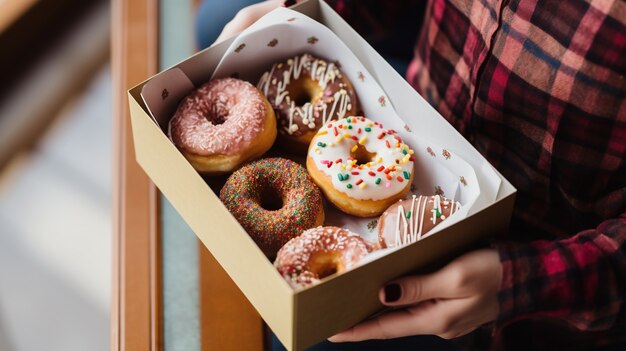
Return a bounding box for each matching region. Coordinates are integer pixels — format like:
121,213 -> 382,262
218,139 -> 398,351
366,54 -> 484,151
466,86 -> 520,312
378,195 -> 462,248
257,53 -> 359,152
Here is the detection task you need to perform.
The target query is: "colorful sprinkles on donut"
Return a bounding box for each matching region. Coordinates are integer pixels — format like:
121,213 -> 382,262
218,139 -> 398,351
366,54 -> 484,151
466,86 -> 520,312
219,158 -> 324,258
308,116 -> 415,201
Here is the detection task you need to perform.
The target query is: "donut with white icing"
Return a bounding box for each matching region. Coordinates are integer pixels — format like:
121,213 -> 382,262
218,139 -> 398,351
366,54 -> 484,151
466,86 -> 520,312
306,116 -> 415,217
257,53 -> 358,151
169,77 -> 277,174
274,226 -> 373,288
377,195 -> 462,248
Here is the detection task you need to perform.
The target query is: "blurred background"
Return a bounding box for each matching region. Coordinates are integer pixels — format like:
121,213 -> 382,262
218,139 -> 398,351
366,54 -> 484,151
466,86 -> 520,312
0,0 -> 111,350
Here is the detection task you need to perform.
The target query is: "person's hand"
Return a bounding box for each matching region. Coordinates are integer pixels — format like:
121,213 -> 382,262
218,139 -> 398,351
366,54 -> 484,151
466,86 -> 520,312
213,0 -> 285,46
329,249 -> 502,342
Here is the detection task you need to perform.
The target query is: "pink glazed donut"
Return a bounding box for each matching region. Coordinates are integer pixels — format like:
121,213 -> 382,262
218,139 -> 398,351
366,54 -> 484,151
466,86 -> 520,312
274,226 -> 373,288
168,77 -> 277,174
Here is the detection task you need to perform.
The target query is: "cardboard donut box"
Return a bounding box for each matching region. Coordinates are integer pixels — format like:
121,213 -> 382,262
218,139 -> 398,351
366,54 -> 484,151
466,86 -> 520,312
127,1 -> 516,350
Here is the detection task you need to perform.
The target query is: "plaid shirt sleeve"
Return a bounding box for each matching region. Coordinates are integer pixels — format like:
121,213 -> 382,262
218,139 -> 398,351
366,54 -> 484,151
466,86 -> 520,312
407,0 -> 626,346
497,214 -> 626,331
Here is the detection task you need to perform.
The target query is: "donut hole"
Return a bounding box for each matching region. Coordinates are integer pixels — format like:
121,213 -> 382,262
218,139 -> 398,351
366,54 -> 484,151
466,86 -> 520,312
350,144 -> 377,166
291,88 -> 312,107
206,111 -> 229,125
207,104 -> 230,125
308,251 -> 344,279
288,77 -> 322,106
258,185 -> 284,211
210,114 -> 227,125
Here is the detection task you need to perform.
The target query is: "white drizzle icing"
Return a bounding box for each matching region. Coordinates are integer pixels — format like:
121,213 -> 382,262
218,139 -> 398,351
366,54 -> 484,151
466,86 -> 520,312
258,54 -> 352,135
390,195 -> 462,247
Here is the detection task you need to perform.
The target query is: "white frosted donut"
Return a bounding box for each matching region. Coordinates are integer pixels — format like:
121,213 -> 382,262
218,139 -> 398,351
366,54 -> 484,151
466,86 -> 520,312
306,116 -> 415,217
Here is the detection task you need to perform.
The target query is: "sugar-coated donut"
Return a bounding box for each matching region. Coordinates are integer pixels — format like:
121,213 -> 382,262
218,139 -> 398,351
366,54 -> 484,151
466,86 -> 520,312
169,77 -> 277,174
378,195 -> 462,248
257,53 -> 358,152
220,158 -> 324,258
274,226 -> 372,289
306,116 -> 415,217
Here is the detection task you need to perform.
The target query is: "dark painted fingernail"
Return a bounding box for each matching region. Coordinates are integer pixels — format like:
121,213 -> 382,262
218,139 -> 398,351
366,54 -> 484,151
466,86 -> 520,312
384,284 -> 401,303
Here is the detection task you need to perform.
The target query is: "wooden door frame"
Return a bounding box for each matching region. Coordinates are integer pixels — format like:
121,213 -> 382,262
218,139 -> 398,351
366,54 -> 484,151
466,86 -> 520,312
111,0 -> 160,350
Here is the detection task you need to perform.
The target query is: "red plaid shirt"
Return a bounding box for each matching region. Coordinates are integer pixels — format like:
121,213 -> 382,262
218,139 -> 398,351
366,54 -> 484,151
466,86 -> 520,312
327,0 -> 626,349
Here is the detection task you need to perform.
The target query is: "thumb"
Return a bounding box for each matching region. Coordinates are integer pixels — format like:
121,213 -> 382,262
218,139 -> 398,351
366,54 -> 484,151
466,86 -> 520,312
379,271 -> 459,306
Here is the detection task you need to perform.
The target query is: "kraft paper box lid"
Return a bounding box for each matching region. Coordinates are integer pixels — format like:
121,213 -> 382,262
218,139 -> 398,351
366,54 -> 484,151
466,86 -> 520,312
127,1 -> 516,349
